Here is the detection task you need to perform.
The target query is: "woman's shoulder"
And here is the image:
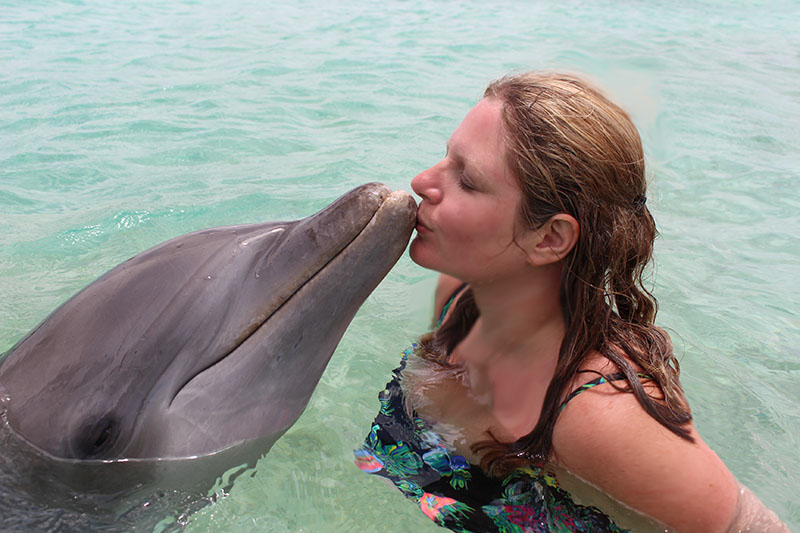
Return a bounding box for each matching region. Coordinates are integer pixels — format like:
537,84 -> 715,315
550,374 -> 740,531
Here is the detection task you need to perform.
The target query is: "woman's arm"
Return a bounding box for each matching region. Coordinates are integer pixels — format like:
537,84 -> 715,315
727,485 -> 790,533
550,385 -> 789,532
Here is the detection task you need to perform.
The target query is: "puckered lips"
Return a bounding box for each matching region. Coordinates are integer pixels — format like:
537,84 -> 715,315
415,212 -> 432,235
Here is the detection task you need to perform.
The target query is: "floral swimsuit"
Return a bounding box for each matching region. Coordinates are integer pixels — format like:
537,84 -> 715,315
355,285 -> 629,532
354,343 -> 629,532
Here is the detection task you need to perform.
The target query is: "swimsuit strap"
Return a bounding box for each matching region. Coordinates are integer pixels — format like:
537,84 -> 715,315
436,282 -> 468,327
559,371 -> 652,412
435,287 -> 652,413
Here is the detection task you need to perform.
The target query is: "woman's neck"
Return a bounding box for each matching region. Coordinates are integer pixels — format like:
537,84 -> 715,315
449,263 -> 566,438
468,263 -> 565,359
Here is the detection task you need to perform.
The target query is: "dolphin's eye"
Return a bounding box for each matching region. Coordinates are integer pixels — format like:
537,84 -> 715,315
73,417 -> 118,458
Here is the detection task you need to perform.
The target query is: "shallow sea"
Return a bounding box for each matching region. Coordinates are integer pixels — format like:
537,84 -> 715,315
1,0 -> 798,530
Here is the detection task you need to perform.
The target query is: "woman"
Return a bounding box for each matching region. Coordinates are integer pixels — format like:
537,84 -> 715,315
355,72 -> 787,531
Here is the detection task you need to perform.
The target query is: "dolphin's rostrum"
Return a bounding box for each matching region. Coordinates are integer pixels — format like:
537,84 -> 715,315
0,183 -> 416,518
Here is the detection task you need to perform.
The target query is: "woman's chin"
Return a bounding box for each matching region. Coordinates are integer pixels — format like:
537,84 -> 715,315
409,238 -> 435,269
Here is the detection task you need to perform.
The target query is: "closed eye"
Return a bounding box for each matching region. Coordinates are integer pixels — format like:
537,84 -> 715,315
457,173 -> 476,191
457,166 -> 481,191
445,144 -> 479,192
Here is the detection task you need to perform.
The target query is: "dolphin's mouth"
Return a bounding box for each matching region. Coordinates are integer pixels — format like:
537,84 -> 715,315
168,187 -> 410,407
0,182 -> 415,465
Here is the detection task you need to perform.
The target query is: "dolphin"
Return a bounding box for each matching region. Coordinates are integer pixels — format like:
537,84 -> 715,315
0,183 -> 416,513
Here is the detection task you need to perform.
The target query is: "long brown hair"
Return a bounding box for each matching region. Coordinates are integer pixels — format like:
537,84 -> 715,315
418,72 -> 692,476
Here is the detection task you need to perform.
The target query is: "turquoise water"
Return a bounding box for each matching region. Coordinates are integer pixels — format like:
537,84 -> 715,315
1,0 -> 798,530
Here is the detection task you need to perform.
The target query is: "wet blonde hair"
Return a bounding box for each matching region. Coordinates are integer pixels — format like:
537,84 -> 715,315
420,72 -> 692,476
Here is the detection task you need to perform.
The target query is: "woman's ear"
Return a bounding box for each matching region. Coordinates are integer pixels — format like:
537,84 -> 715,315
523,214 -> 579,266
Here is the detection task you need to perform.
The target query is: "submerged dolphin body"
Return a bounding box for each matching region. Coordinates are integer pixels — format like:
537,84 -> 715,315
0,183 -> 416,520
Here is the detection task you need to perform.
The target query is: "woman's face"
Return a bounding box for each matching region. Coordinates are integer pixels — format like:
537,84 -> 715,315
410,98 -> 532,283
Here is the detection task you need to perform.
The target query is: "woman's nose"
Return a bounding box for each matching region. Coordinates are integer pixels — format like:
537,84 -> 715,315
411,162 -> 443,203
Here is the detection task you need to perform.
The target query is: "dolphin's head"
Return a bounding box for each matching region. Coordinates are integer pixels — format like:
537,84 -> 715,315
0,183 -> 416,461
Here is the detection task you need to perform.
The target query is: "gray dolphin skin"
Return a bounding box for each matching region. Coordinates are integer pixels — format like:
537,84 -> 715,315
0,182 -> 416,526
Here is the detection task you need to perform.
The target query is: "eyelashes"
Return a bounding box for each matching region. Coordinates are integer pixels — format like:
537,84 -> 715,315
457,173 -> 476,191
443,148 -> 479,192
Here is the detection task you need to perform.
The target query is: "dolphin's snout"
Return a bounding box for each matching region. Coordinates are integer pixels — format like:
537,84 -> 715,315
385,190 -> 418,212
0,182 -> 416,476
372,190 -> 417,231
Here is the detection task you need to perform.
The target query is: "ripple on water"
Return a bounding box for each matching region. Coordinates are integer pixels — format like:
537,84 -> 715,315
1,0 -> 798,530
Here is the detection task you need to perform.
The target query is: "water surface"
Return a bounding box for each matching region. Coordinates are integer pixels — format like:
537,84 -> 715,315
1,0 -> 798,530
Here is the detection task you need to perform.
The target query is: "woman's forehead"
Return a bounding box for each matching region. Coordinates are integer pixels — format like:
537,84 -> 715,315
447,99 -> 505,155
